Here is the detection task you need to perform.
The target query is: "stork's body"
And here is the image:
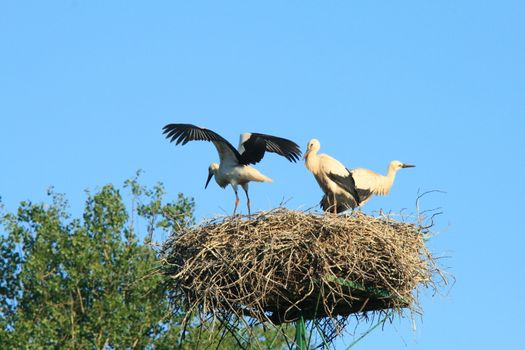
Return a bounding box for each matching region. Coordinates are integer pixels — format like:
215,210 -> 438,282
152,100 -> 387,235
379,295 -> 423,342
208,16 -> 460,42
303,139 -> 360,213
326,160 -> 415,208
209,161 -> 272,212
163,123 -> 301,215
212,163 -> 271,189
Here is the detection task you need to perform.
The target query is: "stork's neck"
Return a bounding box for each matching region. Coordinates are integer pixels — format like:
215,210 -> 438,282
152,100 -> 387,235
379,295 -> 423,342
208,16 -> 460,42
381,166 -> 399,193
304,150 -> 320,175
386,166 -> 398,179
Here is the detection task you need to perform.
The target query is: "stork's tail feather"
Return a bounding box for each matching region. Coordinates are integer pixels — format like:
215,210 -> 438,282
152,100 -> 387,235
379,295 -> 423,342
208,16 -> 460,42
244,167 -> 273,183
252,173 -> 273,183
320,195 -> 331,212
262,175 -> 273,183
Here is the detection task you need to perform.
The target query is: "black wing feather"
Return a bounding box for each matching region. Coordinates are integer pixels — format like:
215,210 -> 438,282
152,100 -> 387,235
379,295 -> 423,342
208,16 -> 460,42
239,133 -> 302,165
238,136 -> 267,165
162,123 -> 242,161
327,168 -> 361,205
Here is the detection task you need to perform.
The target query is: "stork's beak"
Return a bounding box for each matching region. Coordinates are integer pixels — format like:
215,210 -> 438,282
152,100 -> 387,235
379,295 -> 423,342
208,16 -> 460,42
205,170 -> 214,189
303,149 -> 309,160
402,164 -> 416,168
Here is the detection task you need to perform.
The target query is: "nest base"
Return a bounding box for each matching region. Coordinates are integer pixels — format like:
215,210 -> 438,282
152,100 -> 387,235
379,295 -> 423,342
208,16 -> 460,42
162,209 -> 435,325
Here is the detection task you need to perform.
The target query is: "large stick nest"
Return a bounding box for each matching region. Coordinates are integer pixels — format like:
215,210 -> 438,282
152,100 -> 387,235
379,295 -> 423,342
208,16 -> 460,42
161,208 -> 440,327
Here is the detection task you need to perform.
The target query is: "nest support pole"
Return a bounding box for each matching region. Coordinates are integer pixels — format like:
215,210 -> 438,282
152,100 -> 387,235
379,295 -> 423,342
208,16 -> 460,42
294,316 -> 307,350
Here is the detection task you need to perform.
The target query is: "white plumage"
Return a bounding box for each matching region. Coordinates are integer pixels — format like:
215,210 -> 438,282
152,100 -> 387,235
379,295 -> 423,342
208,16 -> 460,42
303,139 -> 360,213
326,160 -> 415,209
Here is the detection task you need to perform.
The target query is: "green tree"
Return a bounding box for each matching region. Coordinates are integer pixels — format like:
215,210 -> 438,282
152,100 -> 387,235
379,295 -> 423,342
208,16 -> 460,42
0,177 -> 290,349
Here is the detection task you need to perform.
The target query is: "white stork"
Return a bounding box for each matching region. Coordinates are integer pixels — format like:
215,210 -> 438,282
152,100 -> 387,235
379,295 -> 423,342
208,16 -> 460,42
303,138 -> 360,214
323,160 -> 415,210
162,123 -> 302,215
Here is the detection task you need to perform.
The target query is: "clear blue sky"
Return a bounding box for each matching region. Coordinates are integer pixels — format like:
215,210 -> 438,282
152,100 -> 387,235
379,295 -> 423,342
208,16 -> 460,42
1,1 -> 524,349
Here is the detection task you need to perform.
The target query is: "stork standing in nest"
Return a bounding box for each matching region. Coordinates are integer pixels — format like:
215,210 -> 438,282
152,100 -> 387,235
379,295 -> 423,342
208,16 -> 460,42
323,160 -> 415,211
163,123 -> 301,215
303,138 -> 360,214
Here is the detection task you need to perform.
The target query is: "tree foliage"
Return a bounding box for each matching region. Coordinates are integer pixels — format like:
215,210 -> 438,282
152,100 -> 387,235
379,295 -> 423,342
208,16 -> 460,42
0,176 -> 289,349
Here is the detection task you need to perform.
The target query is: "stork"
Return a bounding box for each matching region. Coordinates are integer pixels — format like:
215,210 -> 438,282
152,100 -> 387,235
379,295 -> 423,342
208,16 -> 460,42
303,138 -> 360,214
162,123 -> 301,215
324,160 -> 415,210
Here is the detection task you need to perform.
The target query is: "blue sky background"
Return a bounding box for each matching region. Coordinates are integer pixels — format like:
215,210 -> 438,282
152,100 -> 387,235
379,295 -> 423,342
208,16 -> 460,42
1,1 -> 524,349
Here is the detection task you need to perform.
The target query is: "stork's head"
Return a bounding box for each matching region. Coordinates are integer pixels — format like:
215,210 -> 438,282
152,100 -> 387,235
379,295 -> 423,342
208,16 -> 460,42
205,163 -> 219,189
303,139 -> 321,159
389,160 -> 415,172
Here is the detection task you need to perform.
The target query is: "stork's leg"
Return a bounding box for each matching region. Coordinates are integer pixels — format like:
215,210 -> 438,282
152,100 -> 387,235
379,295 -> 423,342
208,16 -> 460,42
232,186 -> 240,216
241,184 -> 251,217
332,193 -> 337,214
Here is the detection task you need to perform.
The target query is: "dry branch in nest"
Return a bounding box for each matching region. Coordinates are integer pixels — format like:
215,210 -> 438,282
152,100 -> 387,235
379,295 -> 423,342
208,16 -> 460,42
161,208 -> 442,340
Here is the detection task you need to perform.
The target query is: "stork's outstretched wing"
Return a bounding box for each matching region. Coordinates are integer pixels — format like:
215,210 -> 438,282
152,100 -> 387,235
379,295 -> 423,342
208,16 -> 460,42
237,132 -> 302,165
162,123 -> 242,165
